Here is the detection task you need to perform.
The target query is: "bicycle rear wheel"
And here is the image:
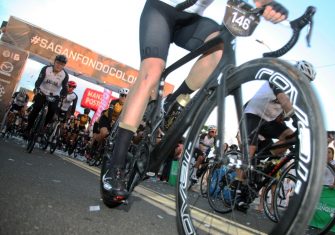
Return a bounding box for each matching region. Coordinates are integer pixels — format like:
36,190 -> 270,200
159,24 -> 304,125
176,58 -> 326,235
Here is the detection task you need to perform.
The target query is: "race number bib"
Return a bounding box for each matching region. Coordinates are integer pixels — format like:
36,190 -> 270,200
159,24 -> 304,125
224,0 -> 260,37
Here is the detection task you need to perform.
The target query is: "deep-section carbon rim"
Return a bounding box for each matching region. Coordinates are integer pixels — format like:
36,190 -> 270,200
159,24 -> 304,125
176,58 -> 326,235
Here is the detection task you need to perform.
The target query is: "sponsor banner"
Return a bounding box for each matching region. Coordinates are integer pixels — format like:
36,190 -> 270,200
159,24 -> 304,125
0,41 -> 28,122
91,88 -> 113,125
81,88 -> 112,111
1,16 -> 174,95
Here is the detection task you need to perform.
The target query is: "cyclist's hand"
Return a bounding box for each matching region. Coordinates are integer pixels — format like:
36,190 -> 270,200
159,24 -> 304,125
261,1 -> 288,24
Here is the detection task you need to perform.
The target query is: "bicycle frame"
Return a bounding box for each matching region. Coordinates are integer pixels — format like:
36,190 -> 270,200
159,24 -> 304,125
147,28 -> 236,173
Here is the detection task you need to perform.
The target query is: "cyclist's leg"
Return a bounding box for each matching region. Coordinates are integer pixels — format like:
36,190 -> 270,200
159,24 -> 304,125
191,148 -> 205,181
101,57 -> 165,197
260,120 -> 294,156
26,93 -> 44,132
45,98 -> 59,127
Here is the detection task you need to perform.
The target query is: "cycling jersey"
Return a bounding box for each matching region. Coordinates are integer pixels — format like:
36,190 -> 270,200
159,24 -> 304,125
104,99 -> 124,123
35,65 -> 69,96
60,92 -> 78,114
159,0 -> 214,15
244,82 -> 283,122
196,133 -> 215,155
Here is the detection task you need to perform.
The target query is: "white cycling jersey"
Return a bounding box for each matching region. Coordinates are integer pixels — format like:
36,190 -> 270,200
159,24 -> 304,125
244,82 -> 283,122
39,66 -> 67,96
159,0 -> 214,15
60,93 -> 77,112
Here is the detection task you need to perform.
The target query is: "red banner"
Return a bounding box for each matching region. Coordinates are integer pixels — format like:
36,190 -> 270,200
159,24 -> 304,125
81,89 -> 104,111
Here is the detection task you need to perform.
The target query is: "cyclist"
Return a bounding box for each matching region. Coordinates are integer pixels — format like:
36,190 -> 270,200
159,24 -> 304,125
87,88 -> 129,157
102,0 -> 289,197
1,88 -> 29,134
244,60 -> 317,158
67,108 -> 91,155
190,125 -> 217,181
58,80 -> 78,120
239,60 -> 317,212
25,54 -> 69,136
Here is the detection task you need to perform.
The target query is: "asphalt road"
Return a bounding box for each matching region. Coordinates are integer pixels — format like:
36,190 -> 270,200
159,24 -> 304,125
0,137 -> 332,235
0,137 -> 178,235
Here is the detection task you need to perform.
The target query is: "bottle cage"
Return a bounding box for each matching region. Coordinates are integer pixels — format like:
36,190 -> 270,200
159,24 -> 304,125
223,0 -> 260,37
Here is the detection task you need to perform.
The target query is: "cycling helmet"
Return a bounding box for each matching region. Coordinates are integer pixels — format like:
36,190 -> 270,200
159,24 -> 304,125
19,87 -> 27,96
119,88 -> 129,95
84,108 -> 90,114
208,125 -> 217,132
55,54 -> 68,64
68,81 -> 77,88
295,60 -> 316,81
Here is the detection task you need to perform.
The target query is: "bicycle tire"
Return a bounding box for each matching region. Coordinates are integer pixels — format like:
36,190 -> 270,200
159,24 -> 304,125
263,163 -> 297,223
49,128 -> 60,154
206,164 -> 234,214
27,111 -> 46,153
176,58 -> 326,235
199,167 -> 209,198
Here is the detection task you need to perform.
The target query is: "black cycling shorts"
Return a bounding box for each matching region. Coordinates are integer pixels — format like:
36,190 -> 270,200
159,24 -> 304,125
10,103 -> 24,112
140,0 -> 221,61
93,122 -> 100,134
246,113 -> 289,146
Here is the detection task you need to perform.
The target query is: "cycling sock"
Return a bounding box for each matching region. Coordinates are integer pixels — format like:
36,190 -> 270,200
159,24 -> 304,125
166,81 -> 194,104
110,127 -> 134,169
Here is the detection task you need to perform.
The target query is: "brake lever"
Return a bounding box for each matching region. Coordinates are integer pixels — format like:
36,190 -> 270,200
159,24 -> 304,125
306,19 -> 313,47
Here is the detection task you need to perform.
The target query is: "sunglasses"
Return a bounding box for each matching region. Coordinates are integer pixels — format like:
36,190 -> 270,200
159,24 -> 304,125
68,86 -> 76,88
120,94 -> 127,97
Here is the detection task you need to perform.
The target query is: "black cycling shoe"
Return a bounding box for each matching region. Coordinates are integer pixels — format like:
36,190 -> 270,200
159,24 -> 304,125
102,167 -> 129,198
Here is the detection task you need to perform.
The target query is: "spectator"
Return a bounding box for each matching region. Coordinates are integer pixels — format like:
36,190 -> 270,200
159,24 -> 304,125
160,138 -> 184,182
324,147 -> 335,188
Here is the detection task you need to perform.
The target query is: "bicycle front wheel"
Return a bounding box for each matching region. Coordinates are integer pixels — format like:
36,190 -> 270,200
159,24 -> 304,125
176,58 -> 327,235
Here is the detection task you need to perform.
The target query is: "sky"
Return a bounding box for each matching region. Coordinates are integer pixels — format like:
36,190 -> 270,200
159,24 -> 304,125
0,0 -> 334,130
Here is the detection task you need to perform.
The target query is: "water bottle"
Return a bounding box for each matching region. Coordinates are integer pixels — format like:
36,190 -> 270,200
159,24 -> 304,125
164,94 -> 190,131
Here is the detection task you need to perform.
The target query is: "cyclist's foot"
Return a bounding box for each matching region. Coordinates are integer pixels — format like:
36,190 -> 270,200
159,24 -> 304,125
236,201 -> 249,213
102,167 -> 129,198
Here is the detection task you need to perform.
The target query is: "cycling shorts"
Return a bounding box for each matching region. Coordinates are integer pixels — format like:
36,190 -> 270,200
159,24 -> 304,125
93,122 -> 100,134
140,0 -> 221,61
245,113 -> 289,146
10,103 -> 24,112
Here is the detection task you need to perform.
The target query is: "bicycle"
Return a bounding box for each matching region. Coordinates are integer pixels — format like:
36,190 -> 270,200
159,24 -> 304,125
1,109 -> 24,138
40,114 -> 66,154
100,2 -> 326,234
73,130 -> 89,158
26,91 -> 58,153
205,133 -> 297,218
